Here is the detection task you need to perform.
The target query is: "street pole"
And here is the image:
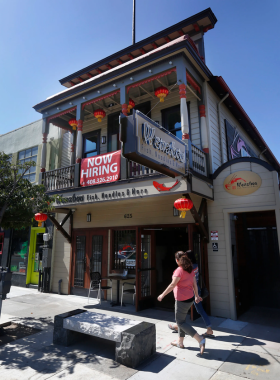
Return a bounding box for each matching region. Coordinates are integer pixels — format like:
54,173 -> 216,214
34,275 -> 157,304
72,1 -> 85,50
132,0 -> 135,45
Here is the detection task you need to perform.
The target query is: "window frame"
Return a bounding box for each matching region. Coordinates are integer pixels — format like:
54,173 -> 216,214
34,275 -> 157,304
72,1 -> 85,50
110,227 -> 137,274
18,146 -> 38,183
82,130 -> 101,158
161,103 -> 191,139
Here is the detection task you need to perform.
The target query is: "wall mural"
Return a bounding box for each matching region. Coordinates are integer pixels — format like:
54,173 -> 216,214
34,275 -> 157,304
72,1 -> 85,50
225,120 -> 257,160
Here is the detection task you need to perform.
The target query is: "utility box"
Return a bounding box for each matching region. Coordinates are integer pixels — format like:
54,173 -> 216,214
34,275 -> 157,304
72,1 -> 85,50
42,247 -> 52,268
0,269 -> 12,300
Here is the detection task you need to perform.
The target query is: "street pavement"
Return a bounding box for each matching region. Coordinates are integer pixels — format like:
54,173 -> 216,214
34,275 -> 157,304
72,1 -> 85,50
0,286 -> 279,379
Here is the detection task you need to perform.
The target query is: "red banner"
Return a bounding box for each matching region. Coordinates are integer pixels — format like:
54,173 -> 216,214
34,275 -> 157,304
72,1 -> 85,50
80,150 -> 121,187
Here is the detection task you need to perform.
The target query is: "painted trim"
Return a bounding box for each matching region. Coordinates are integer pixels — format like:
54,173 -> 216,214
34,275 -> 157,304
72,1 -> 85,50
47,107 -> 77,123
82,90 -> 120,110
212,157 -> 274,179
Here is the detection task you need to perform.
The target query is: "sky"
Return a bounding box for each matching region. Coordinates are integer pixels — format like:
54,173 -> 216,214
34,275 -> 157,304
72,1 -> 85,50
0,0 -> 279,160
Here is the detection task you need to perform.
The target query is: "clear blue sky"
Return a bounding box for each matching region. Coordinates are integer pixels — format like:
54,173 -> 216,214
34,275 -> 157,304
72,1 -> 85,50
0,1 -> 279,160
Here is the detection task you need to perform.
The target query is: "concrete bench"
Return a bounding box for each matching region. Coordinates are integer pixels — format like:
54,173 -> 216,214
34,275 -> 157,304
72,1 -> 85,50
53,309 -> 156,368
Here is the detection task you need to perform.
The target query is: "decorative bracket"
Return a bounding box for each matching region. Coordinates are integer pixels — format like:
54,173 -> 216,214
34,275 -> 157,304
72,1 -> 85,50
185,195 -> 209,243
48,210 -> 72,244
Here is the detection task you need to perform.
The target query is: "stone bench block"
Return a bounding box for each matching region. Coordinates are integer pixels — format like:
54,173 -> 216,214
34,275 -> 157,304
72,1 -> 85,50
63,312 -> 141,343
115,322 -> 156,368
53,309 -> 86,346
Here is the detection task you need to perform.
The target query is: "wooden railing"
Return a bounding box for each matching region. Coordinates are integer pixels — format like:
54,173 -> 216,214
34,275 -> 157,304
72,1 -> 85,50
187,141 -> 208,177
42,165 -> 77,191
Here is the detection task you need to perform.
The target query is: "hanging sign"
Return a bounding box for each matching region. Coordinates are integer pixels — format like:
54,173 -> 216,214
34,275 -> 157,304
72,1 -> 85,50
120,110 -> 186,178
80,150 -> 121,187
223,171 -> 262,196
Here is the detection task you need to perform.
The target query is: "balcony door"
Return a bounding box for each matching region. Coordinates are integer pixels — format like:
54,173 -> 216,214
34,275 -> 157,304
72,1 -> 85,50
72,229 -> 108,290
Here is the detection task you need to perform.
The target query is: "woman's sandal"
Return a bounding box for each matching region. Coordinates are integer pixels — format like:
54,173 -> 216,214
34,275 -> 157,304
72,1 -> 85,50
168,323 -> 178,332
199,338 -> 206,355
171,341 -> 184,349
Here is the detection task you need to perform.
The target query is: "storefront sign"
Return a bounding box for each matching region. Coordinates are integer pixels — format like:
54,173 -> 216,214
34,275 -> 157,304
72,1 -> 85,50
224,171 -> 262,196
80,151 -> 121,187
55,176 -> 187,206
211,231 -> 218,240
120,111 -> 186,177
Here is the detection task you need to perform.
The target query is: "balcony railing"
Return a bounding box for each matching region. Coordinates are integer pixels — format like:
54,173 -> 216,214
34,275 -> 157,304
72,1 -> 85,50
42,141 -> 209,192
188,142 -> 208,177
42,165 -> 78,191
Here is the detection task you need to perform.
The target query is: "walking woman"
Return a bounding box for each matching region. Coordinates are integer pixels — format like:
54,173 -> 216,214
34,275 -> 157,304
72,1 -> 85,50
157,251 -> 206,353
168,250 -> 214,337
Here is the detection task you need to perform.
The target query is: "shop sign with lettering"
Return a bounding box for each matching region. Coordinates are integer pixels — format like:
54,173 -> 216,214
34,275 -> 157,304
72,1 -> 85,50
120,110 -> 186,177
55,176 -> 187,207
223,171 -> 262,196
80,150 -> 121,187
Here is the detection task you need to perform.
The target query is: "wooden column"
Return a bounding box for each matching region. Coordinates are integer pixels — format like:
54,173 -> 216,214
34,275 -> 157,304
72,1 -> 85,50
75,120 -> 83,163
41,118 -> 49,172
199,105 -> 209,153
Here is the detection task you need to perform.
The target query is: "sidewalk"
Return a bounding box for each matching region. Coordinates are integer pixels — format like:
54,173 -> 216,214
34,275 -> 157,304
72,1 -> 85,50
0,286 -> 279,380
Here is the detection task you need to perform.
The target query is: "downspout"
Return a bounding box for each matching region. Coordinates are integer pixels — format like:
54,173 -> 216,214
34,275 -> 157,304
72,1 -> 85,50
217,93 -> 229,164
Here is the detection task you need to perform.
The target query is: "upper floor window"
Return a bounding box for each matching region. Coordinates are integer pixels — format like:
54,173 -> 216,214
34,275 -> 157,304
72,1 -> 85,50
161,104 -> 191,140
83,130 -> 100,158
18,146 -> 38,182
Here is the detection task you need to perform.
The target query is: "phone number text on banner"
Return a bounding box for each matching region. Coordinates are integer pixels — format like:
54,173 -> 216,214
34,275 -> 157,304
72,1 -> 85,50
80,150 -> 121,187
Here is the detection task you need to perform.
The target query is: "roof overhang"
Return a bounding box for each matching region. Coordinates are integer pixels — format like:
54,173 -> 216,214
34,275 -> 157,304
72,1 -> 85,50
59,8 -> 217,88
33,35 -> 212,113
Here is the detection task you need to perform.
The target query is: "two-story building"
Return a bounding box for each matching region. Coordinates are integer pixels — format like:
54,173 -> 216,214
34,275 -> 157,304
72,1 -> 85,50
0,120 -> 61,287
32,8 -> 280,320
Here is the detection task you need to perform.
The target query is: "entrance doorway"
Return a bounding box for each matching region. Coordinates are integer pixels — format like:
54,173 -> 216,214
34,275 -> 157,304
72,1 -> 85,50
72,229 -> 108,296
27,228 -> 45,285
155,227 -> 189,309
233,211 -> 280,317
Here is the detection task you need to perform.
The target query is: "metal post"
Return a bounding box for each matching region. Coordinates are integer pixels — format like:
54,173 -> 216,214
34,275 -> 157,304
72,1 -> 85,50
132,0 -> 135,45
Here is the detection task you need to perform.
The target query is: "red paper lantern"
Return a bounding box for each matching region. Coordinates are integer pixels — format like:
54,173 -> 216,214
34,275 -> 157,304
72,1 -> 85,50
34,213 -> 48,227
174,197 -> 193,218
155,86 -> 169,102
68,119 -> 78,130
127,98 -> 135,113
94,109 -> 106,122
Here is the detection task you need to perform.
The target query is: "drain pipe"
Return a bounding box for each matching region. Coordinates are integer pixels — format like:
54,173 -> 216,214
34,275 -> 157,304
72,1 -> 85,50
218,93 -> 229,164
58,279 -> 62,295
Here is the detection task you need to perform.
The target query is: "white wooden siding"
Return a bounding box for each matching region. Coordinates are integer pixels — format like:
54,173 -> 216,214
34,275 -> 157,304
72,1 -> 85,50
206,85 -> 265,174
207,161 -> 279,318
61,131 -> 72,167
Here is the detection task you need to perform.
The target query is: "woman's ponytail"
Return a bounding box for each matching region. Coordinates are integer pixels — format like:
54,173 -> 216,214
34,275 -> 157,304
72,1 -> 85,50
175,251 -> 193,273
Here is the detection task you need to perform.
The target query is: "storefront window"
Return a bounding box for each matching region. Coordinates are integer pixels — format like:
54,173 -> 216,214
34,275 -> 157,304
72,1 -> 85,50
113,230 -> 136,270
18,146 -> 38,182
10,228 -> 29,275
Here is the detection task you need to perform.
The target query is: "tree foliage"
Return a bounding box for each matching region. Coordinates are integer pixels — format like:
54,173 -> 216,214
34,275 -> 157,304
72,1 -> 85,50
0,152 -> 59,229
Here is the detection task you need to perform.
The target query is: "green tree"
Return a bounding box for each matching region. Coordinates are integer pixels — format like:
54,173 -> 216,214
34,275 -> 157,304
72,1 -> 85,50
0,152 -> 59,229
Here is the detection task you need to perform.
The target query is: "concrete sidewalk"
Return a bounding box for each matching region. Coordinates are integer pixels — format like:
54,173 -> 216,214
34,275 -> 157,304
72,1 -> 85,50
0,287 -> 279,380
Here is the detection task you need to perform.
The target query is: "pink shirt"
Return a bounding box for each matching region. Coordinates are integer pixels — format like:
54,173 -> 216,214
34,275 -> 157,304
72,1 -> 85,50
172,266 -> 195,301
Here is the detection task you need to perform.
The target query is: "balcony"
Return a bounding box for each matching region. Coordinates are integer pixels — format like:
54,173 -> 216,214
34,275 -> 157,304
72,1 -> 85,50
41,141 -> 208,192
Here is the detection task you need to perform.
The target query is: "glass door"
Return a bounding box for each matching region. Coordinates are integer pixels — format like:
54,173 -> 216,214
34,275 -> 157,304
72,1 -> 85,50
27,228 -> 45,285
136,229 -> 156,311
72,230 -> 108,291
